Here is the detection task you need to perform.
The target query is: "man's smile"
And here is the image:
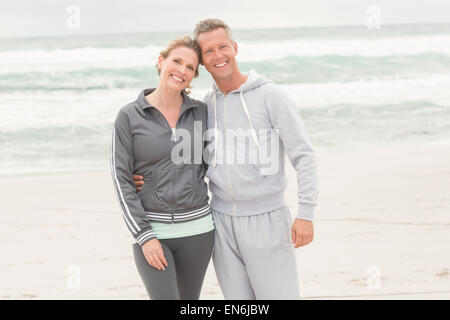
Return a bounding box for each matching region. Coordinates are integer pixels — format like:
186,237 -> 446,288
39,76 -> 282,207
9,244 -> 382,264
213,61 -> 228,68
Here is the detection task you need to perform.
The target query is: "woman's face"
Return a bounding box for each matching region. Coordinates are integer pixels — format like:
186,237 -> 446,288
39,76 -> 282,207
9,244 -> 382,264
158,46 -> 199,91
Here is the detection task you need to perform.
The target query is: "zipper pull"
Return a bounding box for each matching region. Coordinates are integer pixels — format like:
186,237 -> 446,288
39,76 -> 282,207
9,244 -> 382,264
171,128 -> 177,143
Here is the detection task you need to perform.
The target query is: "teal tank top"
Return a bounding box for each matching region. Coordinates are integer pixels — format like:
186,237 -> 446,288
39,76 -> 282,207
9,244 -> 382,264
149,213 -> 215,240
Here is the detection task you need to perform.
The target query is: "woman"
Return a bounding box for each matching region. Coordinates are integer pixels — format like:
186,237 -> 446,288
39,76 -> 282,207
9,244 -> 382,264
111,36 -> 214,300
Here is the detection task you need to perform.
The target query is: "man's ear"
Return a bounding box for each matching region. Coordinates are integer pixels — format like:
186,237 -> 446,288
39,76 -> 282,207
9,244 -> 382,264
233,41 -> 238,56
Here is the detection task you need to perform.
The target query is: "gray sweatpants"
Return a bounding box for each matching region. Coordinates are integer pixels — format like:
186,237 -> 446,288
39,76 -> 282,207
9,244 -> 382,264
212,206 -> 300,300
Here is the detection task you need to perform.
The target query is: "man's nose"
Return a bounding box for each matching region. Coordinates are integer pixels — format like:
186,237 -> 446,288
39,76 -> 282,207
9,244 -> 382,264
212,48 -> 224,59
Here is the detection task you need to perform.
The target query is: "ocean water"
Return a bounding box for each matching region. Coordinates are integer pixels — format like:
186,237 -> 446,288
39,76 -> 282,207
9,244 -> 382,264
1,24 -> 450,175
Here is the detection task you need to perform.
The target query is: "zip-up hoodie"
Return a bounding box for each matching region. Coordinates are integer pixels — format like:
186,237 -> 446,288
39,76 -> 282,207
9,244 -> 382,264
111,88 -> 211,247
203,70 -> 319,220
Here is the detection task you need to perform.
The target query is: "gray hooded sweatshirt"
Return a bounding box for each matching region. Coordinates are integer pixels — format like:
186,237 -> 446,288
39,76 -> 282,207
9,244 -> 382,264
203,70 -> 319,220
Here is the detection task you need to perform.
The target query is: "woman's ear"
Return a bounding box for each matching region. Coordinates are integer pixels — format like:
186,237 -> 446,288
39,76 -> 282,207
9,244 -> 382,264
157,55 -> 164,73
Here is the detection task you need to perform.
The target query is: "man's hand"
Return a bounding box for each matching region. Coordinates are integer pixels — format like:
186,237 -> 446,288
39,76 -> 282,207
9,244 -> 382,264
142,238 -> 168,271
133,174 -> 144,191
291,219 -> 314,248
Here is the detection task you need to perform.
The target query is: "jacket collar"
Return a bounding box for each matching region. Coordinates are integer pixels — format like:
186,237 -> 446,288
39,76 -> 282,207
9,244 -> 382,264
135,88 -> 197,118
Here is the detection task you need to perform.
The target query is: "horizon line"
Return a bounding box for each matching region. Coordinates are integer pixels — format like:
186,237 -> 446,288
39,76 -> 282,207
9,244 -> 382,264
1,21 -> 450,41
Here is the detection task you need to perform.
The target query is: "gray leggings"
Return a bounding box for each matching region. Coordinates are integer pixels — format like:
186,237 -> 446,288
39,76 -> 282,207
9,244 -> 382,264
132,230 -> 215,300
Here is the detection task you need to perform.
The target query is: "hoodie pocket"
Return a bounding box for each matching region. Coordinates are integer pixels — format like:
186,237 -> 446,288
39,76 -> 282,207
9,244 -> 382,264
248,163 -> 273,183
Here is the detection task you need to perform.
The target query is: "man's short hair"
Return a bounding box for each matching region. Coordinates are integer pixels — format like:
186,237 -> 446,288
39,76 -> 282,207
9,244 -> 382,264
193,18 -> 235,43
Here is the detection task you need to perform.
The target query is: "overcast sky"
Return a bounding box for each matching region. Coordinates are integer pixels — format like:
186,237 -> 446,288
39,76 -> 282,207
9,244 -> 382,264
1,0 -> 450,38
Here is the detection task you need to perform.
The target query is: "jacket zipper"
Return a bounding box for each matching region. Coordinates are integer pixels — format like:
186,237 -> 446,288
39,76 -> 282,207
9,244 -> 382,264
222,94 -> 237,215
155,109 -> 186,223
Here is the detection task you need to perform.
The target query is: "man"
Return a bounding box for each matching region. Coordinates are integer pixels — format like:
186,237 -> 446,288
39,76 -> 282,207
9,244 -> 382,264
135,19 -> 318,299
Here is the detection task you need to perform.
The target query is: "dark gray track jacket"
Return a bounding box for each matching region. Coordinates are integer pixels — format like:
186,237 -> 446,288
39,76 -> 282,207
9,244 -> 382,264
111,88 -> 211,247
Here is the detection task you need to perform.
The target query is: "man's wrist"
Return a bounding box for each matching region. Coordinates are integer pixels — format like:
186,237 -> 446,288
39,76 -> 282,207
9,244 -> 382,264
297,203 -> 315,221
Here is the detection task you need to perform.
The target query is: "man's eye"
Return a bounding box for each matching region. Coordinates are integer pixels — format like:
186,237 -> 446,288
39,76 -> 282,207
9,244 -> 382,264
188,66 -> 194,70
174,59 -> 180,63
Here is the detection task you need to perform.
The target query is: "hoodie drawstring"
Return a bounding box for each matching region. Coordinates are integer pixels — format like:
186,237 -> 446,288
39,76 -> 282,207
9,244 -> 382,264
212,90 -> 260,167
239,91 -> 260,149
213,92 -> 218,167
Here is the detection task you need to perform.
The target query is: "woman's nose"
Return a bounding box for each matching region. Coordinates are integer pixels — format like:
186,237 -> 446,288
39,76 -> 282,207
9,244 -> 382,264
180,65 -> 190,74
174,66 -> 185,75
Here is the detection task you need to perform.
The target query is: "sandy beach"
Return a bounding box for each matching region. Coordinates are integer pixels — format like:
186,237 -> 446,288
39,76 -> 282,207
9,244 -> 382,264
1,144 -> 449,300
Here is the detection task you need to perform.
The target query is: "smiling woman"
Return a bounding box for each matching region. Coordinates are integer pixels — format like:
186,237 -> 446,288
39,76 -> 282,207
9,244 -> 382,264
156,36 -> 202,95
110,35 -> 215,300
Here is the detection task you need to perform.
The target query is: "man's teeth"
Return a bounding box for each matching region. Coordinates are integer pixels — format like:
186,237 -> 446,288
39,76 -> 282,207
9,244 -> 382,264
215,62 -> 227,67
171,75 -> 184,82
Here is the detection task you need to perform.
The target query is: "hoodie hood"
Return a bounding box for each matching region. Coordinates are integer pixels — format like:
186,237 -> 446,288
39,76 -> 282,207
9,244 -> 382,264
212,69 -> 272,95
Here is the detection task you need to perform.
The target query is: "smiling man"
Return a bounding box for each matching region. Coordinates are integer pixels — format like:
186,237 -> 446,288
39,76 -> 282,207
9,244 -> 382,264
193,19 -> 319,300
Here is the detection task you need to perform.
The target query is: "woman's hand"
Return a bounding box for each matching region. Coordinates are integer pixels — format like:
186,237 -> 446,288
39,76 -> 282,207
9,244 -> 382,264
142,238 -> 168,271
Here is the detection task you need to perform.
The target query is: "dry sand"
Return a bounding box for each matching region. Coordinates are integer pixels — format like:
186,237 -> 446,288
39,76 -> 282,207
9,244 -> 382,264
1,144 -> 449,299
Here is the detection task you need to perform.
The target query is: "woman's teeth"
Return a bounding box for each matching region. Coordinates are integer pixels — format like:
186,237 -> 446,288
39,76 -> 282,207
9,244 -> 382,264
171,75 -> 184,82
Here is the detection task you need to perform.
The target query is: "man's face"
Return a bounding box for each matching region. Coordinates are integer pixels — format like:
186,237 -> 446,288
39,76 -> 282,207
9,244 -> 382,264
196,28 -> 238,81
